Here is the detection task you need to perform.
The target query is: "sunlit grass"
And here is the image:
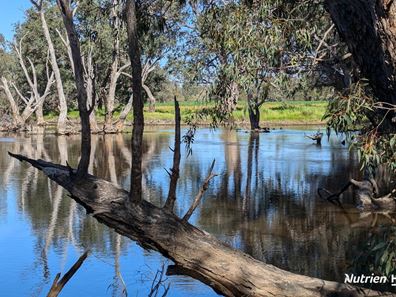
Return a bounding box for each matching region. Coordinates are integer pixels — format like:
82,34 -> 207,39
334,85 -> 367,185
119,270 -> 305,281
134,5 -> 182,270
44,100 -> 327,124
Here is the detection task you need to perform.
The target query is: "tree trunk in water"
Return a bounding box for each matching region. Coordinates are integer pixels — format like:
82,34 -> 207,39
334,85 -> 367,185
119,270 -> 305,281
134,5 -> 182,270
126,0 -> 144,203
39,11 -> 68,134
8,153 -> 388,297
57,0 -> 91,178
324,0 -> 396,131
248,106 -> 260,130
35,103 -> 45,126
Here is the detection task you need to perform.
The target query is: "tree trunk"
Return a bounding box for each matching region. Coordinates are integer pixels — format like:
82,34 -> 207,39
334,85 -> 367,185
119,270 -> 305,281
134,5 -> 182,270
85,47 -> 100,134
248,101 -> 260,131
35,103 -> 45,126
9,153 -> 388,297
324,0 -> 396,132
0,77 -> 24,128
103,0 -> 122,134
126,0 -> 144,203
39,10 -> 68,134
143,83 -> 156,112
114,94 -> 133,133
57,0 -> 91,178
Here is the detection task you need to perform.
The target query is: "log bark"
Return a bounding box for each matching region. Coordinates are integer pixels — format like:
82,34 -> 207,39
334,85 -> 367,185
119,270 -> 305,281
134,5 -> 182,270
324,0 -> 396,131
8,152 -> 391,297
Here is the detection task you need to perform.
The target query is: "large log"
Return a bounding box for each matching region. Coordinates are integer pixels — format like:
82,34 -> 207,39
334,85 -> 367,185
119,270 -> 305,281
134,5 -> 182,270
9,152 -> 391,297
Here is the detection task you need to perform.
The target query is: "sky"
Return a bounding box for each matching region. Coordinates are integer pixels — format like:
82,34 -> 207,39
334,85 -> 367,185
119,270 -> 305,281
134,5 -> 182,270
0,0 -> 32,41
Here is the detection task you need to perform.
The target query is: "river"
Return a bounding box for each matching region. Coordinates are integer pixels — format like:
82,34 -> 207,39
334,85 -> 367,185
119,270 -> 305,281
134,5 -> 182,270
0,127 -> 388,296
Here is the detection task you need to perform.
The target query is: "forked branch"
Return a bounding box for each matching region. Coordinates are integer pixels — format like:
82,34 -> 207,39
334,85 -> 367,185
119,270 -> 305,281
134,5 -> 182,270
183,159 -> 217,222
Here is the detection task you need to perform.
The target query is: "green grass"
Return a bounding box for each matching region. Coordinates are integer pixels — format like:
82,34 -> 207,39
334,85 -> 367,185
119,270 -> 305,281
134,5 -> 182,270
44,100 -> 327,125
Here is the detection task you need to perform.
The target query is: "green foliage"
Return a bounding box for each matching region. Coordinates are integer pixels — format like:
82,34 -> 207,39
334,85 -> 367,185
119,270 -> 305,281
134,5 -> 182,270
324,80 -> 396,172
352,227 -> 396,278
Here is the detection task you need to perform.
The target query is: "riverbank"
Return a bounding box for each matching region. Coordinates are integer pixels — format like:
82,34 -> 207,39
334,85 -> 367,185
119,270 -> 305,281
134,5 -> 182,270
44,100 -> 327,127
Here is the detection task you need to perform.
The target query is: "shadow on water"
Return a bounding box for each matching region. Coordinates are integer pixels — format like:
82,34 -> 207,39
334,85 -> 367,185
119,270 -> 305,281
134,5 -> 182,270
0,127 -> 395,295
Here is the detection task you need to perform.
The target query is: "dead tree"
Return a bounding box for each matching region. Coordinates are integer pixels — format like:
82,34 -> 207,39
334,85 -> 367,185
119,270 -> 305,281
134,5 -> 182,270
163,97 -> 181,211
0,51 -> 54,130
30,0 -> 69,134
319,178 -> 396,210
13,37 -> 55,126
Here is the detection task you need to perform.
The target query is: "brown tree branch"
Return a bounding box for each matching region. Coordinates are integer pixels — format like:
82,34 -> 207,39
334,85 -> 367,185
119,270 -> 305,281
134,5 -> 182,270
164,97 -> 181,212
47,250 -> 89,297
183,159 -> 217,222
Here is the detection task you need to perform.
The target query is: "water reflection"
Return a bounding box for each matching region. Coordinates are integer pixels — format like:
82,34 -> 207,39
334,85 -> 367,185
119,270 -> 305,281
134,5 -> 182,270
0,128 -> 394,296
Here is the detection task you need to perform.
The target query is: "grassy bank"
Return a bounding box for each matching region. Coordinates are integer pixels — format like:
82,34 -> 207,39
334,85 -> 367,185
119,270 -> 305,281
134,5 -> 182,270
45,100 -> 327,126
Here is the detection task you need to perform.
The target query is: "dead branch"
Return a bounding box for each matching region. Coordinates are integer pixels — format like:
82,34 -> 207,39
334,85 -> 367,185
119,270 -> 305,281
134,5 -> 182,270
183,159 -> 217,222
164,97 -> 181,211
305,131 -> 323,145
47,250 -> 89,297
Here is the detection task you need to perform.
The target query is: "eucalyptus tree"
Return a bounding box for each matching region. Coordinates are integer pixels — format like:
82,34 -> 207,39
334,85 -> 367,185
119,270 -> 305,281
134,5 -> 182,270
322,0 -> 396,172
175,0 -> 332,130
30,0 -> 70,134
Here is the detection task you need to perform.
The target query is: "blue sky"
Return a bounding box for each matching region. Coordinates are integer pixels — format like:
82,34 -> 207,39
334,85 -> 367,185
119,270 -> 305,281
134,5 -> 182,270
0,0 -> 31,41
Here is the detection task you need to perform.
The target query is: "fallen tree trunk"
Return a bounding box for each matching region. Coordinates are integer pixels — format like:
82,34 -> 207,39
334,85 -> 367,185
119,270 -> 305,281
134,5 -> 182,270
9,152 -> 391,297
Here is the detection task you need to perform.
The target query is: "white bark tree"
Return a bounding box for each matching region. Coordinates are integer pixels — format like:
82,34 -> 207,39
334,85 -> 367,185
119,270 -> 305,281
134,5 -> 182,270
30,0 -> 69,134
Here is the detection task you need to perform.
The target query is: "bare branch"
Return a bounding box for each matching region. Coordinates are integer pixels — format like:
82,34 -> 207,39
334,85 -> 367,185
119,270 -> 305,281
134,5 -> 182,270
164,97 -> 181,212
183,159 -> 217,222
47,250 -> 89,297
11,82 -> 29,105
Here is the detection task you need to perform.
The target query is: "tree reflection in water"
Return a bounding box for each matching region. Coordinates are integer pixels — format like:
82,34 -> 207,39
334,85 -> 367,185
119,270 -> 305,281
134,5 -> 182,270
1,128 -> 395,295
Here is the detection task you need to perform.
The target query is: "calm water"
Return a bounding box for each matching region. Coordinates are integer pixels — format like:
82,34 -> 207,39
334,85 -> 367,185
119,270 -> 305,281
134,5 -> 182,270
0,127 -> 389,296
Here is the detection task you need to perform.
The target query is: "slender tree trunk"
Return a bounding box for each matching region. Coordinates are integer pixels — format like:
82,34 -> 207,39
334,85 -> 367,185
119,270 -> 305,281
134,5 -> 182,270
39,10 -> 68,134
57,0 -> 91,177
126,0 -> 144,203
325,0 -> 396,132
248,94 -> 261,130
114,94 -> 133,132
103,0 -> 122,134
163,97 -> 181,211
103,62 -> 118,133
85,47 -> 100,133
143,83 -> 156,112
